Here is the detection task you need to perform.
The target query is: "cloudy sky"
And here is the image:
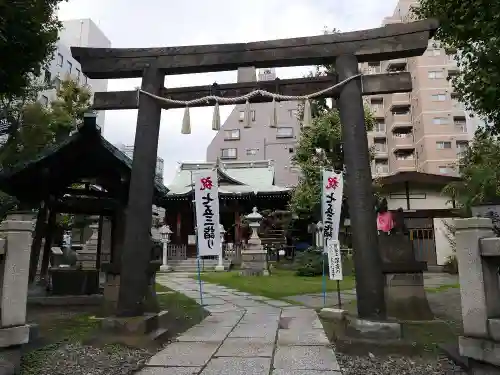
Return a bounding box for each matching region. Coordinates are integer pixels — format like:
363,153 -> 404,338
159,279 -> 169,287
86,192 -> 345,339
57,0 -> 398,184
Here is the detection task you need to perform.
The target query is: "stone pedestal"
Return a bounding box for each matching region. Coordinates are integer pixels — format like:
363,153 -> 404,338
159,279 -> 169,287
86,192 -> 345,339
0,220 -> 33,348
379,232 -> 433,320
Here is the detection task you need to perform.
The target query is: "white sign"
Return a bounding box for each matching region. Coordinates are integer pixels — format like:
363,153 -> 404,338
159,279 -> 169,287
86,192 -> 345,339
321,169 -> 344,251
193,170 -> 221,256
327,240 -> 343,280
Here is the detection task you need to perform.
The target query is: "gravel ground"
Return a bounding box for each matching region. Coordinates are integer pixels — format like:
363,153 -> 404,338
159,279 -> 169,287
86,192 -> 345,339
337,352 -> 466,375
21,343 -> 154,375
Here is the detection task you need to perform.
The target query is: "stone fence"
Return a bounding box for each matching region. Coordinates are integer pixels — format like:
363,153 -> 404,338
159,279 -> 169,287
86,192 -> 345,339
454,217 -> 500,374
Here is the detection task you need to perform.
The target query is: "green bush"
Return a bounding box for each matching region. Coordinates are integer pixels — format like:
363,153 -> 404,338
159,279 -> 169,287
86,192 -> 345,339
295,247 -> 328,276
294,246 -> 356,277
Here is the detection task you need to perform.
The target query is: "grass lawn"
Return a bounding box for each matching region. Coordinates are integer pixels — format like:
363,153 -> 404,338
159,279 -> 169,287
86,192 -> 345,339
425,283 -> 460,293
197,269 -> 356,299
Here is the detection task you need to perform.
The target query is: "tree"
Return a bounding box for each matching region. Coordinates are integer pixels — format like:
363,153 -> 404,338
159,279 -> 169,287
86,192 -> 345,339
414,1 -> 500,131
290,105 -> 375,220
442,129 -> 500,211
0,0 -> 66,97
0,78 -> 92,168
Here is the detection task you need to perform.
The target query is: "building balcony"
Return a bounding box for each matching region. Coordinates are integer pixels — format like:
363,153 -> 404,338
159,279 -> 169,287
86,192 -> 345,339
373,144 -> 388,158
371,105 -> 385,119
393,158 -> 417,171
391,118 -> 412,132
454,123 -> 468,134
389,93 -> 411,111
392,134 -> 414,148
370,127 -> 386,137
386,58 -> 407,72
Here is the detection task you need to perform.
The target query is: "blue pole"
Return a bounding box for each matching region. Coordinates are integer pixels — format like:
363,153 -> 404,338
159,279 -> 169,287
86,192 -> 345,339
196,245 -> 204,308
322,255 -> 326,307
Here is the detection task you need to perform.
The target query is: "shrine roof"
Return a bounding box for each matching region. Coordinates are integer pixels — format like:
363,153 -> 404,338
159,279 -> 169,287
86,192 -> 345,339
0,117 -> 169,204
166,160 -> 290,197
376,171 -> 461,187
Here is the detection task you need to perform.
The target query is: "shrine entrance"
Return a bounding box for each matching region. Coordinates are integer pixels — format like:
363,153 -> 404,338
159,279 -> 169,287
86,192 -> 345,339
72,19 -> 438,318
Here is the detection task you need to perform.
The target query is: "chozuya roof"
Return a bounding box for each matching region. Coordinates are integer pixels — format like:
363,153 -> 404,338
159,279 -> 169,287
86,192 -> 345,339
166,160 -> 291,197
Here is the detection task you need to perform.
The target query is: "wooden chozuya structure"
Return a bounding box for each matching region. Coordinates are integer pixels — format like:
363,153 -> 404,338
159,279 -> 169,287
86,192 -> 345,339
163,160 -> 291,258
0,116 -> 169,297
72,19 -> 438,319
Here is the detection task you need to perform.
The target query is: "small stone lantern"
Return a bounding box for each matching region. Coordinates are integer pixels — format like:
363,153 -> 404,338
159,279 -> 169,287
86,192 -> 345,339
240,207 -> 269,276
159,224 -> 173,272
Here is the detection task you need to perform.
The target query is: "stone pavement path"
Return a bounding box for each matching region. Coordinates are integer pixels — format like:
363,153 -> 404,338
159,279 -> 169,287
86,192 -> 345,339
137,274 -> 342,375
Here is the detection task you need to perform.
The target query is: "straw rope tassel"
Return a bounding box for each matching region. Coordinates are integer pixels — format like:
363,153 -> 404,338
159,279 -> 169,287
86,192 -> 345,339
302,98 -> 312,128
212,101 -> 221,131
181,105 -> 191,134
269,98 -> 278,127
244,100 -> 251,128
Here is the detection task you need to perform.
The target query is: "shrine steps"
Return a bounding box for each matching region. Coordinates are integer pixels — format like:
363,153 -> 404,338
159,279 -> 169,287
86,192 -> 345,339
167,258 -> 232,272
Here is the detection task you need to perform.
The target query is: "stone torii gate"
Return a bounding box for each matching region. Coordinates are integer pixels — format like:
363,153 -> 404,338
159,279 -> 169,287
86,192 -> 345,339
72,19 -> 438,319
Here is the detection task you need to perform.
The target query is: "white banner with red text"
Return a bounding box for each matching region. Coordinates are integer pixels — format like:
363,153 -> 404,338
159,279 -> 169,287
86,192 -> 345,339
321,169 -> 344,252
193,170 -> 221,256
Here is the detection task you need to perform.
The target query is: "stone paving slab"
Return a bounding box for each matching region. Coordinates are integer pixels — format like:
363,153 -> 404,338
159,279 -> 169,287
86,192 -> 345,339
273,346 -> 341,371
202,313 -> 243,326
278,329 -> 330,346
244,306 -> 281,314
265,300 -> 293,307
272,370 -> 342,375
176,324 -> 232,343
137,367 -> 200,375
200,357 -> 272,375
147,342 -> 219,367
216,337 -> 274,357
229,323 -> 278,339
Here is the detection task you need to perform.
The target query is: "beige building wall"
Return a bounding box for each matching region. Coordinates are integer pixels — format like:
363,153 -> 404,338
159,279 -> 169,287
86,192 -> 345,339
365,0 -> 479,178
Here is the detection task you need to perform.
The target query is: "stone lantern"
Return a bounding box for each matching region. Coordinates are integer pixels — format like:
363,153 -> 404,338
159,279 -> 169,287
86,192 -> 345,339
159,224 -> 173,272
240,207 -> 269,276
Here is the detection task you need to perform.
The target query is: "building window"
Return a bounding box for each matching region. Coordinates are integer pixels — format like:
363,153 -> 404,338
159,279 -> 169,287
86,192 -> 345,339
246,148 -> 258,156
57,53 -> 63,67
288,147 -> 294,154
54,77 -> 61,91
224,129 -> 240,140
431,93 -> 447,101
428,70 -> 444,79
276,127 -> 293,138
436,141 -> 452,149
289,109 -> 298,118
76,68 -> 81,81
373,120 -> 386,132
454,116 -> 467,133
40,95 -> 48,106
366,62 -> 381,74
374,161 -> 389,175
370,98 -> 383,111
67,61 -> 72,74
221,148 -> 237,159
428,49 -> 442,56
432,117 -> 449,125
83,76 -> 88,85
393,108 -> 410,116
238,110 -> 255,122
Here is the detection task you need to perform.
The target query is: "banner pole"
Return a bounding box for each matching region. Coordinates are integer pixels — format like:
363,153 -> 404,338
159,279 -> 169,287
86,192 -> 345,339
336,280 -> 342,309
191,170 -> 204,312
322,255 -> 327,307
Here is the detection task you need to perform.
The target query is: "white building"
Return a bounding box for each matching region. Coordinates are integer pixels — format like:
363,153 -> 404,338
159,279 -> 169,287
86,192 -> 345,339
38,19 -> 111,131
116,144 -> 165,185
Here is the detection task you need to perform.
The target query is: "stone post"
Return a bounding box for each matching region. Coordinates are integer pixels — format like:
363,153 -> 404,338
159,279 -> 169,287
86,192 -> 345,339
215,224 -> 225,272
455,217 -> 500,373
0,219 -> 33,348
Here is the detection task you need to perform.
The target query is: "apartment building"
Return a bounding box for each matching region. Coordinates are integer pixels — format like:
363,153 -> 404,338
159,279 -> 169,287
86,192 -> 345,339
38,19 -> 111,131
206,67 -> 301,187
365,0 -> 484,178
